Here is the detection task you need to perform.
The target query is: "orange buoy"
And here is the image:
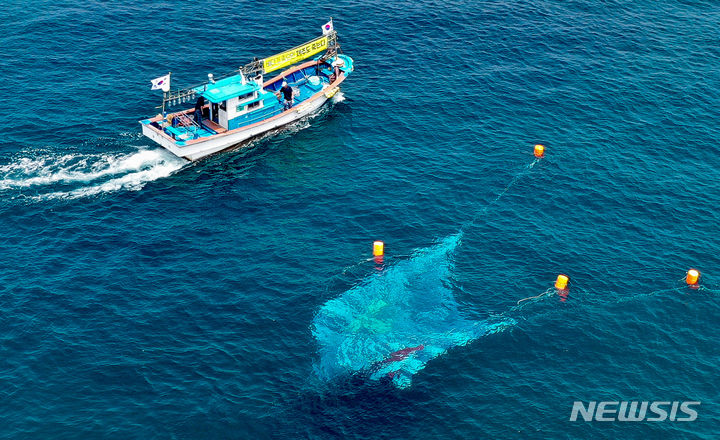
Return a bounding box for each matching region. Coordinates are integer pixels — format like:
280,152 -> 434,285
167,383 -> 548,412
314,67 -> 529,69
373,241 -> 384,257
555,274 -> 569,290
534,144 -> 545,158
686,269 -> 700,286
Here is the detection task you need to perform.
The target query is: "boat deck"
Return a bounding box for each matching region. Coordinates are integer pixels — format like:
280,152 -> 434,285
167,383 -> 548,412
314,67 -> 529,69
202,119 -> 227,133
163,122 -> 214,142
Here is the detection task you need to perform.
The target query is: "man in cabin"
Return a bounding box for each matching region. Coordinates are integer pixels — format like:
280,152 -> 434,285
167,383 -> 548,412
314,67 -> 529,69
194,96 -> 205,126
278,81 -> 294,110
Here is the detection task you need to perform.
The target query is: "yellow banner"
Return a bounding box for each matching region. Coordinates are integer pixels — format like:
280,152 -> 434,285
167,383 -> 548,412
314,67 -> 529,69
263,36 -> 328,74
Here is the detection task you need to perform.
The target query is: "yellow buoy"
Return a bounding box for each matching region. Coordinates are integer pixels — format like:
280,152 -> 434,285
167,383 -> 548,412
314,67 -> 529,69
534,144 -> 545,158
686,269 -> 700,286
555,274 -> 569,290
373,241 -> 384,257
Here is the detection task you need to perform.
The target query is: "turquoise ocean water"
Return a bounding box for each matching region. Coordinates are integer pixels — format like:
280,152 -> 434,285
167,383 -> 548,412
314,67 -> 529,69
1,1 -> 719,438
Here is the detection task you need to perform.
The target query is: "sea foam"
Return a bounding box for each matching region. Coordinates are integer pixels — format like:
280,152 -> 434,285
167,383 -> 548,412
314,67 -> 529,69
0,148 -> 186,200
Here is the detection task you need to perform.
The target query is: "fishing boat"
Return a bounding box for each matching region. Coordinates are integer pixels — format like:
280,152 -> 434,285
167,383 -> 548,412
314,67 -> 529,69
139,20 -> 353,161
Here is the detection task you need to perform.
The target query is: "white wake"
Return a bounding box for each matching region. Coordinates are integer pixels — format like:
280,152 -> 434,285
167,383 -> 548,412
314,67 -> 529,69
331,91 -> 346,103
0,148 -> 187,200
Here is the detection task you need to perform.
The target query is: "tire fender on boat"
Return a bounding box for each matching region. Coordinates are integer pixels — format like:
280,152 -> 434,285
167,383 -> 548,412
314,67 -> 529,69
296,102 -> 312,113
324,87 -> 339,99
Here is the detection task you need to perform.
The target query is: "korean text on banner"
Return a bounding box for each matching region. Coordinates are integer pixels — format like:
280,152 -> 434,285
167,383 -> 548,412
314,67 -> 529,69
263,36 -> 328,74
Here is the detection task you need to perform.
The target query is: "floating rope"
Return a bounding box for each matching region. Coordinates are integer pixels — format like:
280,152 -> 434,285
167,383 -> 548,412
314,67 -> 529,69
516,289 -> 552,305
460,157 -> 540,233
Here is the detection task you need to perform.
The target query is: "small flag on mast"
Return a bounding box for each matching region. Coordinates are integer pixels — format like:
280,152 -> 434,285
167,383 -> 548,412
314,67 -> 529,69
322,20 -> 333,35
151,74 -> 170,92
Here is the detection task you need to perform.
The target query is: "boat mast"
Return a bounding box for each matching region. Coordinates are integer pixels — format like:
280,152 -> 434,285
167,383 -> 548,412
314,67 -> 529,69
161,72 -> 171,115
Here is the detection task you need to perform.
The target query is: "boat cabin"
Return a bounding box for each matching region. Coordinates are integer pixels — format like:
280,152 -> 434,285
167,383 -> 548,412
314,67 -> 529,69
194,73 -> 279,131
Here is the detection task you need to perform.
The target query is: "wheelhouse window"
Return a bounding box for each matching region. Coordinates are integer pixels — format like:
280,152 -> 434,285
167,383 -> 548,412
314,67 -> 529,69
237,100 -> 261,113
236,92 -> 255,104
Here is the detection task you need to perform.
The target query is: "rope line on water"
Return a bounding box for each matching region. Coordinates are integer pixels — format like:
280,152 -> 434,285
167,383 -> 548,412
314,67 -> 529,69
516,288 -> 553,305
510,276 -> 720,314
331,156 -> 542,284
460,157 -> 540,233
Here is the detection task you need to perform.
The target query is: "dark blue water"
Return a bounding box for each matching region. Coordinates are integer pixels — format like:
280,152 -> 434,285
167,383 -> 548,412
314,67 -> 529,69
2,1 -> 719,438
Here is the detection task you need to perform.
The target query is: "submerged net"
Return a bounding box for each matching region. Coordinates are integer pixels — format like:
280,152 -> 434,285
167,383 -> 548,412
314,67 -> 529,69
312,232 -> 515,388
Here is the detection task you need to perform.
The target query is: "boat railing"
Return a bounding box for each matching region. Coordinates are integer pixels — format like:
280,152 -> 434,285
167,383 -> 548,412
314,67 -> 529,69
174,112 -> 201,131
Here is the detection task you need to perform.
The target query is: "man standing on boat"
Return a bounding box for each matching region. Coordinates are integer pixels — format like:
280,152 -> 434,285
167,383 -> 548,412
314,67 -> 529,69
278,81 -> 294,110
194,96 -> 205,126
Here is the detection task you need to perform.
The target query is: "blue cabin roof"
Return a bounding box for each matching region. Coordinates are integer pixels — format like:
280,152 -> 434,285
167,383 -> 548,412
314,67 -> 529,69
195,75 -> 259,103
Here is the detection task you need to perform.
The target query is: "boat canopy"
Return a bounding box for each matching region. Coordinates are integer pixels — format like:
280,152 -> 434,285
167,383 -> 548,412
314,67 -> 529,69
194,75 -> 259,104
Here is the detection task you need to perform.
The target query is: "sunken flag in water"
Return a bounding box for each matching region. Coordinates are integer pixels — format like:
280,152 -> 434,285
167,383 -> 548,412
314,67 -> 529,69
322,20 -> 333,35
150,74 -> 170,91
